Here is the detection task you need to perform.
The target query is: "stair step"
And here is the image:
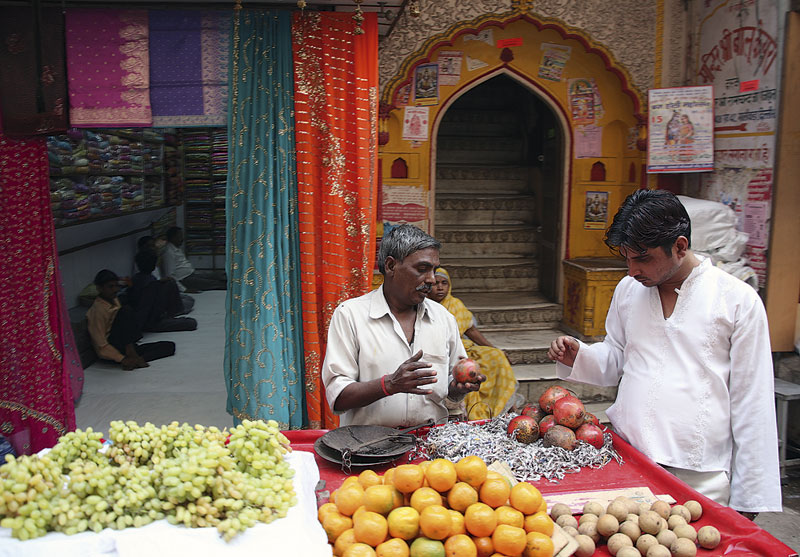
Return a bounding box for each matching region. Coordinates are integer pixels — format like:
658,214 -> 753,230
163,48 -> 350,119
437,225 -> 539,258
437,164 -> 531,181
483,328 -> 556,365
510,363 -> 617,409
438,120 -> 521,137
440,108 -> 520,124
439,258 -> 540,292
438,136 -> 522,152
437,148 -> 524,165
436,179 -> 531,195
436,194 -> 536,226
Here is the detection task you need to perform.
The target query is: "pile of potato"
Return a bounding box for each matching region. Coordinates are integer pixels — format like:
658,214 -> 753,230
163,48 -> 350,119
550,496 -> 721,557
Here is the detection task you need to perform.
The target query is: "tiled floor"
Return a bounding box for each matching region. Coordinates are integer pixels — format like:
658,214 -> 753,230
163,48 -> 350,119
73,291 -> 800,552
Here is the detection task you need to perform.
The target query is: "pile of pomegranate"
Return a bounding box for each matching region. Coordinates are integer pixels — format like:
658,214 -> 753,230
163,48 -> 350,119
506,386 -> 606,451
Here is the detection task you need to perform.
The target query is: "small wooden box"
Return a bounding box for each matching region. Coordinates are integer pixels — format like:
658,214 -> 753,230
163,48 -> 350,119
562,258 -> 627,340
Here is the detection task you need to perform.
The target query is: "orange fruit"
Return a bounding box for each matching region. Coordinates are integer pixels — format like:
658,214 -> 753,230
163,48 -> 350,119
523,531 -> 554,557
425,459 -> 458,493
536,499 -> 547,514
343,543 -> 378,557
448,509 -> 466,535
334,528 -> 358,556
419,505 -> 452,540
387,506 -> 420,541
383,468 -> 396,487
522,512 -> 553,537
409,536 -> 445,557
324,512 -> 354,543
495,506 -> 524,528
376,537 -> 410,557
492,524 -> 527,557
337,484 -> 366,516
364,484 -> 398,516
479,477 -> 511,509
353,505 -> 369,522
354,510 -> 389,547
464,502 -> 497,537
455,456 -> 488,489
447,482 -> 479,513
343,476 -> 362,489
410,486 -> 443,513
444,533 -> 477,557
319,502 -> 340,523
360,469 -> 383,489
509,483 -> 542,515
472,536 -> 494,557
394,465 -> 425,494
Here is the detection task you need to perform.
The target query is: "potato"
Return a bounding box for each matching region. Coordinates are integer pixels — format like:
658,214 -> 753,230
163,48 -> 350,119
557,513 -> 579,529
562,525 -> 579,538
550,502 -> 572,521
658,517 -> 669,533
667,514 -> 687,530
670,504 -> 691,523
578,520 -> 601,542
579,512 -> 598,525
597,513 -> 620,537
607,532 -> 634,555
655,528 -> 677,548
625,513 -> 639,525
583,501 -> 606,516
636,533 -> 659,555
574,534 -> 596,557
673,523 -> 698,542
670,537 -> 698,557
638,510 -> 662,535
608,500 -> 630,522
645,544 -> 671,557
638,502 -> 651,516
697,525 -> 721,549
650,500 -> 671,520
683,500 -> 703,522
616,548 -> 641,557
619,520 -> 641,542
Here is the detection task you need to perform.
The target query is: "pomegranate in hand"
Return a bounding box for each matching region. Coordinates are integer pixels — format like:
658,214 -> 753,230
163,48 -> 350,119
553,395 -> 585,429
538,385 -> 570,414
452,358 -> 480,384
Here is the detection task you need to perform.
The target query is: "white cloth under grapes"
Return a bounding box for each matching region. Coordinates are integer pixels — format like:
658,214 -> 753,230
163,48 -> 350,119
556,257 -> 781,512
322,285 -> 467,427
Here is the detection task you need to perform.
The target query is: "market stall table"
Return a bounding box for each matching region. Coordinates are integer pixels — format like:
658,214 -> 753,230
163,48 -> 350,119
285,428 -> 798,557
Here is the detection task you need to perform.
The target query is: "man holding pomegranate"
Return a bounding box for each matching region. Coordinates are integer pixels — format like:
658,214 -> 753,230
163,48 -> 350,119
322,224 -> 485,427
548,190 -> 780,519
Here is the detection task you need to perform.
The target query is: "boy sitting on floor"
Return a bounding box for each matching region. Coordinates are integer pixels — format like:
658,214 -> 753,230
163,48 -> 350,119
128,251 -> 197,332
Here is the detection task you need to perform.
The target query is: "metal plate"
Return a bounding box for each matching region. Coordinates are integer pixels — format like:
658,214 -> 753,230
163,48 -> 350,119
313,437 -> 401,468
319,425 -> 417,458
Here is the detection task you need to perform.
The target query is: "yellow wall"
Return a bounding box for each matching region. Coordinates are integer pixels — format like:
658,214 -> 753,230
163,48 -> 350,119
380,15 -> 645,259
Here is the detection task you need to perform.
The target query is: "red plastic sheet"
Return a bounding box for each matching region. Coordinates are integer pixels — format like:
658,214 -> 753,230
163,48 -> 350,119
284,429 -> 797,557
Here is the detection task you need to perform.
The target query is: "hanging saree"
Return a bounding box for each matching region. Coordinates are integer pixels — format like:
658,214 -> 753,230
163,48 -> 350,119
0,121 -> 83,455
225,10 -> 305,429
292,12 -> 378,429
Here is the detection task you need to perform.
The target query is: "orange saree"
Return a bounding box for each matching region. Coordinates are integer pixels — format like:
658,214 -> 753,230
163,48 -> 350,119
292,12 -> 378,428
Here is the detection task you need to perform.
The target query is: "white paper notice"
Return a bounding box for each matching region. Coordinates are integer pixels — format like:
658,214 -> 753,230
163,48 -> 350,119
402,106 -> 430,142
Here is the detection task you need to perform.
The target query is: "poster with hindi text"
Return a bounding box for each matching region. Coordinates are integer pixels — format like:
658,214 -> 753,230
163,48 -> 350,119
647,86 -> 714,173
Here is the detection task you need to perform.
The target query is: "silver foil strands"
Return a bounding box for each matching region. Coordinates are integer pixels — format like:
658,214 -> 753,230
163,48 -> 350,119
410,415 -> 623,483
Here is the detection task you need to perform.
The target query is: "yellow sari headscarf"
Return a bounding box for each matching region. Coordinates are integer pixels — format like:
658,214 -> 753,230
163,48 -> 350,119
435,267 -> 518,420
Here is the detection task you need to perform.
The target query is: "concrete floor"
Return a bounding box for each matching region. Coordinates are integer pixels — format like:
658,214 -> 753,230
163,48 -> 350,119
73,291 -> 800,552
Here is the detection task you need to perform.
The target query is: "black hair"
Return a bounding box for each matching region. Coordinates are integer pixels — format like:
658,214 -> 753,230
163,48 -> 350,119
135,250 -> 158,273
377,224 -> 441,275
605,189 -> 691,256
137,235 -> 154,250
93,269 -> 119,286
166,226 -> 183,242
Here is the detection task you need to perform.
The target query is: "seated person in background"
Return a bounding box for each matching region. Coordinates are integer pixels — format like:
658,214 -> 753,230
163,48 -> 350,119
135,235 -> 161,278
162,226 -> 226,292
128,251 -> 197,332
427,267 -> 518,420
87,269 -> 176,370
321,224 -> 485,427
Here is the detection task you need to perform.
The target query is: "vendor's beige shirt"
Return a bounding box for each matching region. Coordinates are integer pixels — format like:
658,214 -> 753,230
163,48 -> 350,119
322,285 -> 467,428
86,296 -> 124,362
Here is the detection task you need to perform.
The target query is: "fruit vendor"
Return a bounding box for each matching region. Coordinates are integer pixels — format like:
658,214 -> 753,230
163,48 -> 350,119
321,224 -> 485,427
548,189 -> 781,519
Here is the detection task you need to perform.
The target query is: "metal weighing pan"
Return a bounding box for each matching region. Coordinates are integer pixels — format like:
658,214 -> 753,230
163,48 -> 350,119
319,421 -> 430,459
313,436 -> 399,468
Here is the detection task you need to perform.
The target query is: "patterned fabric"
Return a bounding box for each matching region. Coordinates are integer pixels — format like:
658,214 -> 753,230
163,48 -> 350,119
65,9 -> 151,127
0,122 -> 82,455
292,12 -> 378,429
149,10 -> 230,127
225,10 -> 305,429
0,7 -> 68,136
435,268 -> 517,420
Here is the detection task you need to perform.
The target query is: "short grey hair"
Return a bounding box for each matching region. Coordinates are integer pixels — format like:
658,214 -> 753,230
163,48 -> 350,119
377,224 -> 441,274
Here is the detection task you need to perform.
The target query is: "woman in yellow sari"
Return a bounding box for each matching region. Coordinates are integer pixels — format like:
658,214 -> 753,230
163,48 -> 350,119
429,267 -> 518,419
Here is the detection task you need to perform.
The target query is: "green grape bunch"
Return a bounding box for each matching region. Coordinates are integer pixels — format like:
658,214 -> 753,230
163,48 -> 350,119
0,419 -> 297,542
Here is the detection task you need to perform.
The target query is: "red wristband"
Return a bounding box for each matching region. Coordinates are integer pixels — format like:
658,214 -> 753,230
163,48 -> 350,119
380,375 -> 391,397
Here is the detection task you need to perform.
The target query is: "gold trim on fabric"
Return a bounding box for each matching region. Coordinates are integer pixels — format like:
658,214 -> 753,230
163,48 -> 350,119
43,256 -> 61,362
0,401 -> 67,436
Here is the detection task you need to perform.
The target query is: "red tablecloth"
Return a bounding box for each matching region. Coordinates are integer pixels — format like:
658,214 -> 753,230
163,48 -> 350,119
284,429 -> 797,557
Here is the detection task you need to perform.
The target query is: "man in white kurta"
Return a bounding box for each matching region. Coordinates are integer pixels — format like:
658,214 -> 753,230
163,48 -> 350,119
549,190 -> 781,515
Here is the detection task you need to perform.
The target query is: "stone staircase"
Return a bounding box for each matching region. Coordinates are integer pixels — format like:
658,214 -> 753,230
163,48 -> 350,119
435,88 -> 617,418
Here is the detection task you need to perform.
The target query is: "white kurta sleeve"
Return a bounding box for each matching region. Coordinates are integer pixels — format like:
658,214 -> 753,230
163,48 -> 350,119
727,292 -> 782,512
321,304 -> 360,415
556,283 -> 627,387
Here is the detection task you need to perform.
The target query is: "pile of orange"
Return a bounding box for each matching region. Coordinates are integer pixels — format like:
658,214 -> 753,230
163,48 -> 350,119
318,455 -> 555,557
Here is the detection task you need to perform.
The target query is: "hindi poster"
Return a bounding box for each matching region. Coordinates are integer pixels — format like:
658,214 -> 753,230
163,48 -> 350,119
647,86 -> 714,173
574,124 -> 602,159
438,51 -> 463,86
402,106 -> 430,142
413,63 -> 439,105
568,78 -> 596,125
538,43 -> 571,82
584,191 -> 609,230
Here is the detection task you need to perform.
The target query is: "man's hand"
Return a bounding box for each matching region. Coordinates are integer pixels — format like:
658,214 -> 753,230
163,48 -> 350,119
385,350 -> 438,395
448,370 -> 486,400
548,336 -> 580,367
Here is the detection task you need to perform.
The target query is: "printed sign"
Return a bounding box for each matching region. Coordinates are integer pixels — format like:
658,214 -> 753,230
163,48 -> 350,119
584,191 -> 609,230
413,63 -> 439,105
538,43 -> 571,82
402,106 -> 430,142
438,51 -> 463,86
647,86 -> 714,173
